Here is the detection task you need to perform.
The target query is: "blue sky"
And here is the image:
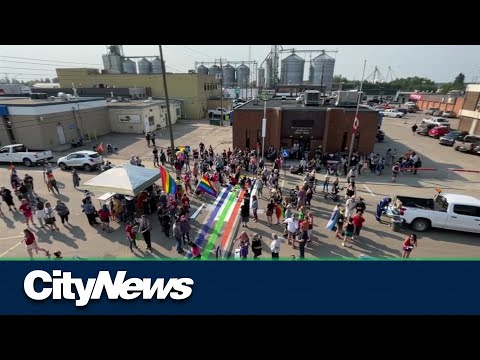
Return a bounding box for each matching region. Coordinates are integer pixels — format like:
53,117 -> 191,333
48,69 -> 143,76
1,45 -> 479,83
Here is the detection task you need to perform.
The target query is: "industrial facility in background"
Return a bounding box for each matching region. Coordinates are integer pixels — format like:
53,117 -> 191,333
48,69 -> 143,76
102,45 -> 166,74
259,46 -> 338,93
194,60 -> 257,89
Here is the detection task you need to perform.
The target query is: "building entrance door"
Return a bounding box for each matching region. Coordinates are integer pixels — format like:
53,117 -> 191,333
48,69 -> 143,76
57,125 -> 66,145
290,138 -> 310,160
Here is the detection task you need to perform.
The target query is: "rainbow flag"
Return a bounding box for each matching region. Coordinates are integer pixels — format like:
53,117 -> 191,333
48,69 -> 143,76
160,166 -> 177,195
177,145 -> 190,153
197,175 -> 217,198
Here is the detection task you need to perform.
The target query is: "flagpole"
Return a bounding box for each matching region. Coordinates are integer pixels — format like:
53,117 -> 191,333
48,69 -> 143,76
347,60 -> 367,169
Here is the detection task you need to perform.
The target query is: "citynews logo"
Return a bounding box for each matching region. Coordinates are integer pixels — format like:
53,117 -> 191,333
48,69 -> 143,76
24,270 -> 194,307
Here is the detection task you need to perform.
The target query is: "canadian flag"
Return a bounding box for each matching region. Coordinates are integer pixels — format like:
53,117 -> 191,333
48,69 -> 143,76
353,116 -> 360,132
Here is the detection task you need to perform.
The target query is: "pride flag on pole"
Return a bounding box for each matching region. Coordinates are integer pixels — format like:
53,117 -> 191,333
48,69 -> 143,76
197,175 -> 217,198
160,166 -> 177,195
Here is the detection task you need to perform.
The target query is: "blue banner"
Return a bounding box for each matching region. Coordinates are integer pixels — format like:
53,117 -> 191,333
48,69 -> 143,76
2,261 -> 480,315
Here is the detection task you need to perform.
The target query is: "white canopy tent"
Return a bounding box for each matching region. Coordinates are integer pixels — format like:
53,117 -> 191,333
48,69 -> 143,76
80,164 -> 160,197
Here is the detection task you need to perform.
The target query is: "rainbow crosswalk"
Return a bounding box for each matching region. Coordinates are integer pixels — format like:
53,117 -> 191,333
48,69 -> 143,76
194,185 -> 245,259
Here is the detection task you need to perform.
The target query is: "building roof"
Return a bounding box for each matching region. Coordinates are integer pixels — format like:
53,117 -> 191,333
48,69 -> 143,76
236,98 -> 374,112
107,100 -> 168,108
31,83 -> 61,88
0,96 -> 105,106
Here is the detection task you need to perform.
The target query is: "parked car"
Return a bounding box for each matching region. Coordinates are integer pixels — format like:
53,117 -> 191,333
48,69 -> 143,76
422,117 -> 450,126
0,144 -> 53,167
407,105 -> 418,113
379,109 -> 404,118
376,129 -> 385,142
442,111 -> 456,118
426,107 -> 439,115
57,150 -> 104,171
439,131 -> 469,146
395,107 -> 408,115
397,191 -> 480,233
428,126 -> 451,138
473,144 -> 480,156
453,135 -> 480,153
417,123 -> 437,135
433,110 -> 443,116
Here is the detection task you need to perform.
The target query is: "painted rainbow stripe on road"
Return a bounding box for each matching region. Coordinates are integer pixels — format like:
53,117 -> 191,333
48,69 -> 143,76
193,185 -> 245,259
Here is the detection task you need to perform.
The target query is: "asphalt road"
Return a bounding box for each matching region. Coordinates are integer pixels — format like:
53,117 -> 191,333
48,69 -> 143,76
1,116 -> 479,260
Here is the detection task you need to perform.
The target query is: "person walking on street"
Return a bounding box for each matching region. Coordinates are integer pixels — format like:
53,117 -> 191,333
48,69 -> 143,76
72,169 -> 81,189
392,162 -> 401,182
180,215 -> 191,244
22,229 -> 49,260
125,221 -> 139,253
402,234 -> 417,259
145,132 -> 151,147
139,215 -> 153,252
150,132 -> 156,147
270,233 -> 282,259
44,201 -> 60,232
352,211 -> 365,240
153,146 -> 159,167
251,195 -> 259,222
0,186 -> 17,212
98,204 -> 112,232
54,200 -> 70,226
297,226 -> 309,258
19,199 -> 36,227
411,124 -> 418,135
83,198 -> 98,226
251,233 -> 263,259
173,218 -> 184,254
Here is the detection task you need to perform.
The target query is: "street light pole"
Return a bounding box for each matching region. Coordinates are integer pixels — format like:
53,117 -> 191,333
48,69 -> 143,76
159,45 -> 175,162
347,60 -> 367,169
220,58 -> 224,126
262,95 -> 267,160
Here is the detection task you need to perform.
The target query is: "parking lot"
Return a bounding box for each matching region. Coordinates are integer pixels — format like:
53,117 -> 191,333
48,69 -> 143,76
0,114 -> 479,260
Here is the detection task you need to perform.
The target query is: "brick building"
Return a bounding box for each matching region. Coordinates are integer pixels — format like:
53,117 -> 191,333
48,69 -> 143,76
231,99 -> 379,157
412,93 -> 464,115
458,84 -> 480,135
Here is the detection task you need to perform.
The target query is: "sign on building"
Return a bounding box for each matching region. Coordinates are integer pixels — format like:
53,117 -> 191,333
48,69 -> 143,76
118,114 -> 141,123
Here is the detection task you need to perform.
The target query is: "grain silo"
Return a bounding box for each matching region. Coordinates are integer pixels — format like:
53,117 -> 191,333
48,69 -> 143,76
265,57 -> 273,88
151,57 -> 164,73
258,67 -> 265,88
209,65 -> 222,80
122,58 -> 137,74
138,58 -> 152,74
236,63 -> 250,88
311,52 -> 335,93
280,53 -> 305,85
222,64 -> 236,87
102,54 -> 122,74
197,64 -> 209,75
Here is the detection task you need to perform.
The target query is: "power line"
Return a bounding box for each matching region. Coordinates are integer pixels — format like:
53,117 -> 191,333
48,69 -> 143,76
0,55 -> 102,66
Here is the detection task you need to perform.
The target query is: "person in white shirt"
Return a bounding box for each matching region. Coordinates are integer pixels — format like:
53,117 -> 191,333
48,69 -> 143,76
283,215 -> 298,245
345,196 -> 357,220
300,158 -> 307,168
270,233 -> 283,259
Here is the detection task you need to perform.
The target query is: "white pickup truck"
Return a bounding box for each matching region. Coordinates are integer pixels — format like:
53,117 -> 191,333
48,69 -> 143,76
397,192 -> 480,233
0,144 -> 53,167
208,107 -> 231,118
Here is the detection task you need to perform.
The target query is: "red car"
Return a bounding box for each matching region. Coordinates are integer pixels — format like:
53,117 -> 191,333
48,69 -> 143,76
428,126 -> 451,138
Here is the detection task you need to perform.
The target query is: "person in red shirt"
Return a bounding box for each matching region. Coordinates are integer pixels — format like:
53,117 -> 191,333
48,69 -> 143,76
19,199 -> 35,226
125,221 -> 139,253
181,194 -> 190,214
352,211 -> 365,239
402,234 -> 417,259
22,229 -> 49,259
98,204 -> 112,232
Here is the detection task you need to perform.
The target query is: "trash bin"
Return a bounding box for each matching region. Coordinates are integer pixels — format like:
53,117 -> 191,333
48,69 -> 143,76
391,217 -> 403,232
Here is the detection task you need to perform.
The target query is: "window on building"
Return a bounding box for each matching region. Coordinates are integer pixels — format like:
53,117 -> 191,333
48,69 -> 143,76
148,116 -> 154,126
204,84 -> 207,91
176,107 -> 181,117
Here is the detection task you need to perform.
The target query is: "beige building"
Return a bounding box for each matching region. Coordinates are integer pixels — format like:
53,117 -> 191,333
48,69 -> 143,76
108,100 -> 181,134
458,84 -> 480,135
0,97 -> 110,150
56,68 -> 221,120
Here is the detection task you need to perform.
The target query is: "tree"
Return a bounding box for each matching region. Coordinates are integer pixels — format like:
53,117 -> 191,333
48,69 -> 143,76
52,77 -> 59,83
333,74 -> 349,83
45,78 -> 51,83
454,73 -> 465,86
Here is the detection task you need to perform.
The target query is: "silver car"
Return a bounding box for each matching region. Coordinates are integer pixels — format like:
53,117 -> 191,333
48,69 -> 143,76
57,151 -> 103,171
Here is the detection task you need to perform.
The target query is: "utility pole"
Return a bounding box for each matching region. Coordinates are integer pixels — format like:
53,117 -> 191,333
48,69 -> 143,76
262,93 -> 267,160
219,57 -> 224,126
159,45 -> 175,162
320,64 -> 324,95
347,60 -> 367,169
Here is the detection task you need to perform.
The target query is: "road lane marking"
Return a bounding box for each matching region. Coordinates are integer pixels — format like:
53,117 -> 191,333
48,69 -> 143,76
190,204 -> 205,219
0,239 -> 23,258
363,184 -> 376,197
0,235 -> 23,240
